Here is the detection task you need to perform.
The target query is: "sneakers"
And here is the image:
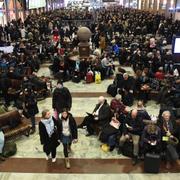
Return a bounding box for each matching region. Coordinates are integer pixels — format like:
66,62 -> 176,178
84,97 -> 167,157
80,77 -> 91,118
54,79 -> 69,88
46,154 -> 51,160
46,155 -> 56,162
52,158 -> 56,163
65,158 -> 71,169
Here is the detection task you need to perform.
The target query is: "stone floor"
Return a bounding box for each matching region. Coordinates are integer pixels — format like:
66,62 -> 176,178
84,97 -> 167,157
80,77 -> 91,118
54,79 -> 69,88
0,63 -> 179,180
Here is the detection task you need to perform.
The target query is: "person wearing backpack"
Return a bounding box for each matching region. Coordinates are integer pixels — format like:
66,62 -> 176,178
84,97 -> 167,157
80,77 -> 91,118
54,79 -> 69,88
24,88 -> 39,134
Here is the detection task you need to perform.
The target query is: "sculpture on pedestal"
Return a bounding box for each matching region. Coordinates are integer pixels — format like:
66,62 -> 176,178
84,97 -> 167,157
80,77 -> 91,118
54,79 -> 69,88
77,27 -> 92,59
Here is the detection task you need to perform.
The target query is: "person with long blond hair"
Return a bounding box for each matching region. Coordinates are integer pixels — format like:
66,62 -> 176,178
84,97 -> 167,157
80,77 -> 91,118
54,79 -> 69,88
39,109 -> 60,163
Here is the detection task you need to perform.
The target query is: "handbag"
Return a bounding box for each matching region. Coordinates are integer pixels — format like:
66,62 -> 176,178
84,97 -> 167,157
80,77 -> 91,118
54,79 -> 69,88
3,141 -> 17,157
122,141 -> 133,157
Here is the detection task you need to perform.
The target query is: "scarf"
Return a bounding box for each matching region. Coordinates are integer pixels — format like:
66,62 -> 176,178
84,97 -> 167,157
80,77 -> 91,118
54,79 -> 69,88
41,116 -> 54,137
110,119 -> 120,129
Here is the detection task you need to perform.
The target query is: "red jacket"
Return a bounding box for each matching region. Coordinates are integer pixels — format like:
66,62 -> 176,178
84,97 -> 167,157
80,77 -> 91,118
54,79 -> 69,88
155,71 -> 165,80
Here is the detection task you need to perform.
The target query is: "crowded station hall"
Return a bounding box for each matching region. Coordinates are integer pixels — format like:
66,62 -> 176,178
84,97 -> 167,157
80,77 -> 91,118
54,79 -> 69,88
0,0 -> 180,179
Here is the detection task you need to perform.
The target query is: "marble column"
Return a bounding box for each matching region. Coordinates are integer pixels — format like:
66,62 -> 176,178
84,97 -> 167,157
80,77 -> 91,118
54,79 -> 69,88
4,0 -> 9,22
13,0 -> 18,20
149,0 -> 152,9
157,0 -> 160,11
153,0 -> 158,11
144,0 -> 149,10
175,0 -> 180,20
165,0 -> 172,17
135,0 -> 141,9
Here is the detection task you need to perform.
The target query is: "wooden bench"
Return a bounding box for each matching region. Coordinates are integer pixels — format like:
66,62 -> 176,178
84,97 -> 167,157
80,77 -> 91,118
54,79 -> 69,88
0,110 -> 31,140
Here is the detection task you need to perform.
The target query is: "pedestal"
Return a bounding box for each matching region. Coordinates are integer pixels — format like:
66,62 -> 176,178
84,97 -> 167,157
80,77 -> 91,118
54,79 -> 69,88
79,44 -> 90,58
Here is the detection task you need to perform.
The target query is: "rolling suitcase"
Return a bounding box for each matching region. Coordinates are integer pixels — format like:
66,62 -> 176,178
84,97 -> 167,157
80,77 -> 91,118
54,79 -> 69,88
144,153 -> 161,173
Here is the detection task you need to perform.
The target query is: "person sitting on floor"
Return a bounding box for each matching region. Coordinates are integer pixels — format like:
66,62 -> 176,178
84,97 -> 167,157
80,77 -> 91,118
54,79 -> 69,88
140,123 -> 161,155
157,110 -> 180,169
78,96 -> 111,136
110,94 -> 128,116
136,100 -> 151,123
99,113 -> 124,152
118,73 -> 135,106
119,109 -> 144,165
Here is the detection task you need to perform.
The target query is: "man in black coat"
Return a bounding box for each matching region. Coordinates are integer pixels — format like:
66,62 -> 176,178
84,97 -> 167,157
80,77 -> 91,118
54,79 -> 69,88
78,96 -> 111,136
119,109 -> 144,165
119,73 -> 135,106
24,88 -> 39,134
52,81 -> 72,115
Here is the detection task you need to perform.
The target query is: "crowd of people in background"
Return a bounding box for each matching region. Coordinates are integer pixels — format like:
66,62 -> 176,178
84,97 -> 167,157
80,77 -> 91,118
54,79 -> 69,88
0,6 -> 180,170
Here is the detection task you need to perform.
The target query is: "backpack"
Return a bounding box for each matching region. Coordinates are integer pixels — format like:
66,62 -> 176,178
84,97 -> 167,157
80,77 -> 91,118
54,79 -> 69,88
107,84 -> 117,97
95,71 -> 101,84
3,141 -> 17,157
72,71 -> 81,83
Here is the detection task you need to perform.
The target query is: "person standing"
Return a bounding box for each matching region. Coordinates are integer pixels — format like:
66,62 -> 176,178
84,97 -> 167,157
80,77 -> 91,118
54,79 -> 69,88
39,109 -> 60,163
52,81 -> 72,117
24,88 -> 39,134
58,109 -> 78,169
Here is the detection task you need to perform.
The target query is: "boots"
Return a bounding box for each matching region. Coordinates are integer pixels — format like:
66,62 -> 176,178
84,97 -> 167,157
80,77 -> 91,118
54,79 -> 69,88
65,158 -> 70,169
0,154 -> 5,161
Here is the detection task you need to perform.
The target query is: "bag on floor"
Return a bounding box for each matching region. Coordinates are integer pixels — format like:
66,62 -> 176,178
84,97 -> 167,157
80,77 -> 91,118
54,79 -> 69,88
107,84 -> 117,97
95,71 -> 101,84
86,70 -> 94,83
101,144 -> 110,152
144,153 -> 160,173
122,141 -> 133,158
72,75 -> 81,83
3,141 -> 17,157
